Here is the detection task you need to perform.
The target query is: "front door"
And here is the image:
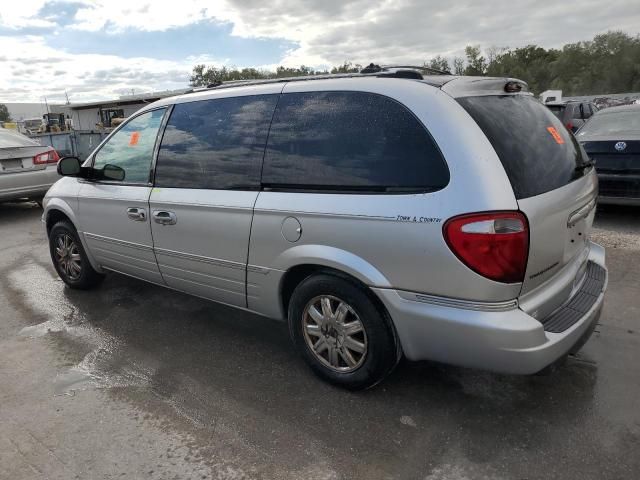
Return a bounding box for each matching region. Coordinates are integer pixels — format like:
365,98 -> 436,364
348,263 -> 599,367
78,107 -> 167,284
148,90 -> 280,307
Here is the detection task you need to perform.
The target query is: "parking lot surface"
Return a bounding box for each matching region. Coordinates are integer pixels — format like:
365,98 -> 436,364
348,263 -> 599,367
1,202 -> 639,480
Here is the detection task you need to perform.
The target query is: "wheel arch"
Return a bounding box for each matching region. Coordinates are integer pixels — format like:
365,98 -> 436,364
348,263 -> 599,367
44,199 -> 78,235
45,200 -> 103,273
273,244 -> 392,317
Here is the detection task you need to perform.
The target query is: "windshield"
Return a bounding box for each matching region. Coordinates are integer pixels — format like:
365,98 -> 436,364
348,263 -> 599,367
577,110 -> 640,137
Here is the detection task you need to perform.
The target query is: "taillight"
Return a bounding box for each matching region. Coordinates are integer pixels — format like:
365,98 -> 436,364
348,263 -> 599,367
566,122 -> 574,131
443,211 -> 529,283
33,149 -> 60,165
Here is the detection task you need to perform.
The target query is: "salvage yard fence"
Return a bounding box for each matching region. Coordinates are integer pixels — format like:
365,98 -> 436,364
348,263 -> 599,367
29,130 -> 110,161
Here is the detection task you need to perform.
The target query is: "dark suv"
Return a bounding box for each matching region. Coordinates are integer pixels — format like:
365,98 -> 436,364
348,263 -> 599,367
546,101 -> 598,132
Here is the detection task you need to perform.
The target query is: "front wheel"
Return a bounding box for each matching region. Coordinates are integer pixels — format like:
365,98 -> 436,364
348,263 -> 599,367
49,221 -> 104,289
288,274 -> 400,390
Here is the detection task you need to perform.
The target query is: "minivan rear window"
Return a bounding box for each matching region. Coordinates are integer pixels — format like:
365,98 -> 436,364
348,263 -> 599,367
457,95 -> 590,199
262,91 -> 449,192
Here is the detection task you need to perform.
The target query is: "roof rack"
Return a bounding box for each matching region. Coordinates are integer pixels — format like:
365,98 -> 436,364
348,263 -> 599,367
361,63 -> 452,76
188,63 -> 453,93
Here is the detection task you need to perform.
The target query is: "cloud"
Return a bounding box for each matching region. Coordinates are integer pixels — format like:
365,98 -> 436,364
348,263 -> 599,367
0,35 -> 223,102
218,0 -> 640,66
1,0 -> 639,101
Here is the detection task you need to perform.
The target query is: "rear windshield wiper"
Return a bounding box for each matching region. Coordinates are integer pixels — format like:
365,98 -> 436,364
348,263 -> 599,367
575,160 -> 595,172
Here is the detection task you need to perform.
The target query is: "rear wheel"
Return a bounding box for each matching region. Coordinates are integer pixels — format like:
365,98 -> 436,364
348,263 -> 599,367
49,221 -> 104,289
288,274 -> 399,390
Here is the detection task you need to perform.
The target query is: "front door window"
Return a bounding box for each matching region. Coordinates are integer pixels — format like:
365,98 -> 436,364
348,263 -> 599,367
93,108 -> 166,184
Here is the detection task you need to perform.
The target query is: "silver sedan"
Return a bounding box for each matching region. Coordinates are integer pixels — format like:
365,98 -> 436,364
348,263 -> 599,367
0,128 -> 61,203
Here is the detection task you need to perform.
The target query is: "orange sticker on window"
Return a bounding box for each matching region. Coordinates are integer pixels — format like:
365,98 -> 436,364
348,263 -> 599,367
546,126 -> 564,144
129,131 -> 140,146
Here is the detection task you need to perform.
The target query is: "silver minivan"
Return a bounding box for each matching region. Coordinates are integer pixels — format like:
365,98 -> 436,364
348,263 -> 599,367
44,71 -> 607,389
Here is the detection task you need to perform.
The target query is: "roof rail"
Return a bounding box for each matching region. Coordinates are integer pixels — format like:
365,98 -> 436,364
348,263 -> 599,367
180,64 -> 454,95
386,65 -> 452,76
359,63 -> 451,76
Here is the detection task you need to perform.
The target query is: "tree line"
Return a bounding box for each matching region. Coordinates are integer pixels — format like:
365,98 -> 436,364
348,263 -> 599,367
190,31 -> 640,96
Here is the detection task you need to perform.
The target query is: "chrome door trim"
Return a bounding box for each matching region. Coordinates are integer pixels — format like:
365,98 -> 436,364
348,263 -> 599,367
153,247 -> 247,271
83,232 -> 154,252
246,264 -> 271,275
253,207 -> 397,221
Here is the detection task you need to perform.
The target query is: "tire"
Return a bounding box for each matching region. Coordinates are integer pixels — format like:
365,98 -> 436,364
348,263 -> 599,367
288,273 -> 400,390
49,221 -> 104,290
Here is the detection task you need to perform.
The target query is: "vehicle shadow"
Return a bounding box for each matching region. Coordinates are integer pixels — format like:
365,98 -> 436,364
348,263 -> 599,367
594,204 -> 640,232
0,201 -> 41,223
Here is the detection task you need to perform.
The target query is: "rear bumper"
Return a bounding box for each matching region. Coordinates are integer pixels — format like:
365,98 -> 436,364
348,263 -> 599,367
374,245 -> 607,374
0,166 -> 59,201
598,195 -> 640,206
597,172 -> 640,205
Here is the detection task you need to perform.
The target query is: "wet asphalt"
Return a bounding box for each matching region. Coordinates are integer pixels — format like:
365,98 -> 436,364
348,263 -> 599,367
0,202 -> 639,480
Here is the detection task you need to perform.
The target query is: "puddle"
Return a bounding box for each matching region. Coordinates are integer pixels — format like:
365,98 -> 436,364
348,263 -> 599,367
53,348 -> 155,395
9,262 -> 155,395
19,320 -> 66,338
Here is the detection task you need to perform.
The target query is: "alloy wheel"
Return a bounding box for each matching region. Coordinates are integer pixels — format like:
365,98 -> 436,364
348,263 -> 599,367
54,233 -> 82,280
302,295 -> 368,372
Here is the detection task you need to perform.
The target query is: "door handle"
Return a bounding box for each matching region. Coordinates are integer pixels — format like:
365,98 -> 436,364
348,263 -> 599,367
127,207 -> 147,221
153,210 -> 177,225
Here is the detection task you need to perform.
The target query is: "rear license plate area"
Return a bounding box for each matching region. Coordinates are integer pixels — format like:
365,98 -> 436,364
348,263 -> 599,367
1,159 -> 23,170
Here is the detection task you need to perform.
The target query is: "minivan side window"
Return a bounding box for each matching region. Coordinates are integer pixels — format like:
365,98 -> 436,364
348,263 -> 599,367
155,95 -> 278,190
93,108 -> 166,184
261,91 -> 449,191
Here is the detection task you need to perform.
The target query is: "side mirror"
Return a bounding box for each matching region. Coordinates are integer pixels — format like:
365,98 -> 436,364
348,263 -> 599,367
101,164 -> 125,181
57,156 -> 82,176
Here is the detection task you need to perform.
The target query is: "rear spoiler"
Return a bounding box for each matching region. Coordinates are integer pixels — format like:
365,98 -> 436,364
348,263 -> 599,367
441,76 -> 530,98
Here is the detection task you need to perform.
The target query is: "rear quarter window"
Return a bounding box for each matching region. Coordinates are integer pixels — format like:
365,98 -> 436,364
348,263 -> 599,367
457,95 -> 589,199
262,91 -> 449,192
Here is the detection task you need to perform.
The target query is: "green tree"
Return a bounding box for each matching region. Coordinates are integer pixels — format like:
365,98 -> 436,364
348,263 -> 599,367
189,65 -> 272,86
426,55 -> 450,73
452,57 -> 465,75
189,33 -> 640,96
0,104 -> 11,122
464,45 -> 487,75
486,45 -> 559,94
331,62 -> 362,74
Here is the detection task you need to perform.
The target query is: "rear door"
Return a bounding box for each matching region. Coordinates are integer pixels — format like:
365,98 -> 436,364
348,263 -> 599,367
149,89 -> 279,308
457,94 -> 597,300
77,107 -> 167,283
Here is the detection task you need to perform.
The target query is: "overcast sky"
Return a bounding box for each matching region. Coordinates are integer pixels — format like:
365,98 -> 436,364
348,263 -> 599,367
1,0 -> 639,103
